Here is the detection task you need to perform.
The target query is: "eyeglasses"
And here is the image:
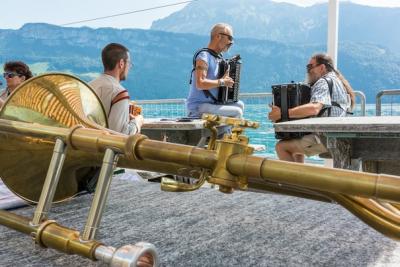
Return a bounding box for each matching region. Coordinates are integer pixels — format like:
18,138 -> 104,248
306,63 -> 321,73
125,59 -> 133,68
3,72 -> 21,79
219,33 -> 234,41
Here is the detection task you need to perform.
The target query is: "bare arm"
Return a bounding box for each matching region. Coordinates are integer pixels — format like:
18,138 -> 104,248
288,102 -> 324,118
194,59 -> 233,90
268,102 -> 323,122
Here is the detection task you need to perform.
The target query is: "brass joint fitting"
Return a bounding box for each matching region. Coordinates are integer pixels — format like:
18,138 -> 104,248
125,134 -> 148,161
208,135 -> 254,193
35,220 -> 101,260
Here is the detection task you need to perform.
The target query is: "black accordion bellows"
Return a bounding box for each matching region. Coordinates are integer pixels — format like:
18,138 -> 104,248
217,55 -> 241,104
272,82 -> 311,140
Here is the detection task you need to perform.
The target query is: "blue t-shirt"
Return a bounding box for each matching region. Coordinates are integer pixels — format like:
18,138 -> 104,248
186,51 -> 221,115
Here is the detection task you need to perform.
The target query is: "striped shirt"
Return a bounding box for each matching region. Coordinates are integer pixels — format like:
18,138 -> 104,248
310,71 -> 351,117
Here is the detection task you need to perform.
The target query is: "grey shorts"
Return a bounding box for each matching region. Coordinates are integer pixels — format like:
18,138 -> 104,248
292,134 -> 328,157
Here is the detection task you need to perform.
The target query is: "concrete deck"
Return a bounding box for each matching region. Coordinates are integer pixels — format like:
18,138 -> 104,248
1,174 -> 399,266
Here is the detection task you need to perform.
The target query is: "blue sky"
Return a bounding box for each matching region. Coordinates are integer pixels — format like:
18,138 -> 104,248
1,0 -> 399,30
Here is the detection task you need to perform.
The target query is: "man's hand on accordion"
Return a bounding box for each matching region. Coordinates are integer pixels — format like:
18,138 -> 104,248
268,104 -> 281,122
221,65 -> 234,88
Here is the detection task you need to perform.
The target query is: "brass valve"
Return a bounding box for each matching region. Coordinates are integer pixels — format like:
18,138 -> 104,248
161,114 -> 259,193
202,113 -> 259,143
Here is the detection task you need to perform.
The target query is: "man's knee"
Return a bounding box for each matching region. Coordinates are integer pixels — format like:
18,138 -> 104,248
275,140 -> 286,154
276,139 -> 298,154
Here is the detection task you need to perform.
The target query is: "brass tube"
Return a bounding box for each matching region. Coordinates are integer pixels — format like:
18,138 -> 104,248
0,210 -> 36,235
135,139 -> 217,169
0,120 -> 70,140
0,119 -> 216,174
69,128 -> 127,153
0,210 -> 101,260
37,221 -> 101,260
330,194 -> 400,240
246,177 -> 333,203
227,155 -> 400,203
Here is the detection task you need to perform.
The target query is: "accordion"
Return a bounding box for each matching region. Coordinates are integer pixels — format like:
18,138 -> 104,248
272,82 -> 311,140
216,55 -> 242,104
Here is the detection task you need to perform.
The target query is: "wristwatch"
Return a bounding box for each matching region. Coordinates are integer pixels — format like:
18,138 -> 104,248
219,79 -> 225,87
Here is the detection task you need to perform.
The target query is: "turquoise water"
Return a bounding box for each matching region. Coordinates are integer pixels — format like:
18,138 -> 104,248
140,102 -> 399,162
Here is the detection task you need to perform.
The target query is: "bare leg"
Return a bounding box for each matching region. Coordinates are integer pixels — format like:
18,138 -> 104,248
275,140 -> 305,162
293,153 -> 305,163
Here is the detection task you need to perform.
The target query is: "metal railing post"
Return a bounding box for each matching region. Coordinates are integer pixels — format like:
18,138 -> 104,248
354,90 -> 366,116
376,89 -> 400,116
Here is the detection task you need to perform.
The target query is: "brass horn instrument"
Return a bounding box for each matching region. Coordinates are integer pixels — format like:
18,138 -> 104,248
1,73 -> 400,266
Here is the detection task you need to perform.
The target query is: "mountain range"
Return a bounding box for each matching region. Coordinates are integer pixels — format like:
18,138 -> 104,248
152,0 -> 400,54
0,1 -> 399,102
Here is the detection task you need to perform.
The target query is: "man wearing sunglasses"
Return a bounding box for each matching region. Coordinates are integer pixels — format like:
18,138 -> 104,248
89,42 -> 143,135
186,23 -> 244,118
268,53 -> 355,163
0,61 -> 33,108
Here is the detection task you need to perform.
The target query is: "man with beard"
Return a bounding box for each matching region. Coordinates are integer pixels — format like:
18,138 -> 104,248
90,43 -> 143,134
268,53 -> 355,163
186,23 -> 244,118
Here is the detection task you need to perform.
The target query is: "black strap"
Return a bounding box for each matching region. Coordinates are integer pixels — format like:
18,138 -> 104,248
280,85 -> 289,121
323,77 -> 333,117
318,77 -> 352,116
189,48 -> 222,103
189,48 -> 222,85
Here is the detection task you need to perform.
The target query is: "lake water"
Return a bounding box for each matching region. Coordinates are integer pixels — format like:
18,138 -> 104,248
140,101 -> 400,163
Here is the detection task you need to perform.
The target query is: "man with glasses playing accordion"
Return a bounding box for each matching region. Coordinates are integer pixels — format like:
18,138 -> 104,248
268,53 -> 355,163
186,23 -> 244,118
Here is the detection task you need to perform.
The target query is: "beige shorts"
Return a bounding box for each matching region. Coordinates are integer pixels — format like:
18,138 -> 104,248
292,134 -> 328,157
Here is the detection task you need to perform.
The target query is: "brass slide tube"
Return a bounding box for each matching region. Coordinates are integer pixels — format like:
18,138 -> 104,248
0,210 -> 100,259
0,209 -> 158,265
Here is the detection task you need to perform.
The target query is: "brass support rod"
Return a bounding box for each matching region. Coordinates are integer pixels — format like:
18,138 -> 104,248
82,148 -> 119,241
32,138 -> 67,225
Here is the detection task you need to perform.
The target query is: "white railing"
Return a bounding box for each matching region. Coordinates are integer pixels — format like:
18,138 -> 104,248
376,89 -> 400,116
134,91 -> 366,118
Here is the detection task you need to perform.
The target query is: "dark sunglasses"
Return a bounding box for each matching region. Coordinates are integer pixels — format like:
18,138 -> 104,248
219,33 -> 234,41
3,72 -> 21,79
306,63 -> 321,72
